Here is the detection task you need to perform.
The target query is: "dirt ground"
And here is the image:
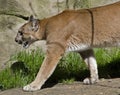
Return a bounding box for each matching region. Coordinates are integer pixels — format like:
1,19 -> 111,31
0,78 -> 120,95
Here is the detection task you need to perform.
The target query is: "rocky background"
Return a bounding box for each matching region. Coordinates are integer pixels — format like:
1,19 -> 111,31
0,0 -> 120,69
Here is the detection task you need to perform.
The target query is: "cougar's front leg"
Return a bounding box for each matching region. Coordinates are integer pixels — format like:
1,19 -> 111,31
23,44 -> 64,91
79,49 -> 99,84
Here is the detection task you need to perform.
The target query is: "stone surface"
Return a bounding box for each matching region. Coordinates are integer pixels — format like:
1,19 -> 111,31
0,0 -> 120,69
0,78 -> 120,95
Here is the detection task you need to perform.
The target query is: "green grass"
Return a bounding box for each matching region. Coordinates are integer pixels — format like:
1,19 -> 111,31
0,49 -> 45,90
0,48 -> 120,90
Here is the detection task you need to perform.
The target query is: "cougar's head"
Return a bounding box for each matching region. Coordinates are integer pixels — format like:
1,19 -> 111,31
15,15 -> 41,48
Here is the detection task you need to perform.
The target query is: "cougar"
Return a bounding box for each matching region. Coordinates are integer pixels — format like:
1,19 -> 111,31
15,1 -> 120,91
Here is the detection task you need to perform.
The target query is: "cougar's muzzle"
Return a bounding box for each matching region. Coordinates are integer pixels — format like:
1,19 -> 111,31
15,32 -> 31,49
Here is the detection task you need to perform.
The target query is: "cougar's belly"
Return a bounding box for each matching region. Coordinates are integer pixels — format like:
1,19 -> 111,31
66,41 -> 120,52
66,42 -> 91,52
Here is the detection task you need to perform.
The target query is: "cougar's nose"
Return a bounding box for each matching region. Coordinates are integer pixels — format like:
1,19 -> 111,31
15,38 -> 18,43
15,38 -> 22,44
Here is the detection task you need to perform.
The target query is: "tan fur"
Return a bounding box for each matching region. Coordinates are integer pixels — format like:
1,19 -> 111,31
15,1 -> 120,91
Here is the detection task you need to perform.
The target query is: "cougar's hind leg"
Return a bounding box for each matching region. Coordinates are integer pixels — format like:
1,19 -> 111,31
78,49 -> 99,84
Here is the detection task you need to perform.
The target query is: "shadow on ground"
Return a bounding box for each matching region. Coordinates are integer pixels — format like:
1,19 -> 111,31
98,58 -> 120,78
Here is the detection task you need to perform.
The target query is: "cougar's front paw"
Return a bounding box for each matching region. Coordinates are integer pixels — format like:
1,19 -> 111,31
83,77 -> 99,85
23,84 -> 40,91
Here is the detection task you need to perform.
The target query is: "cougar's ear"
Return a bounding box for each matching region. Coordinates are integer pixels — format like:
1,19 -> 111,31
29,15 -> 39,32
29,15 -> 34,22
31,19 -> 39,32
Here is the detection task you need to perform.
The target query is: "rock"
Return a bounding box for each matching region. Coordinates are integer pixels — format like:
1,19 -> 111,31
0,78 -> 120,95
0,0 -> 120,70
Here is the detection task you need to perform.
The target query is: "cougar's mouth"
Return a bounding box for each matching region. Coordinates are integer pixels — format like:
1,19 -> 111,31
23,41 -> 30,49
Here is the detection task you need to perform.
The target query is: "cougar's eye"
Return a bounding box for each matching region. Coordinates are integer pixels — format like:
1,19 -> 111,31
18,31 -> 23,35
